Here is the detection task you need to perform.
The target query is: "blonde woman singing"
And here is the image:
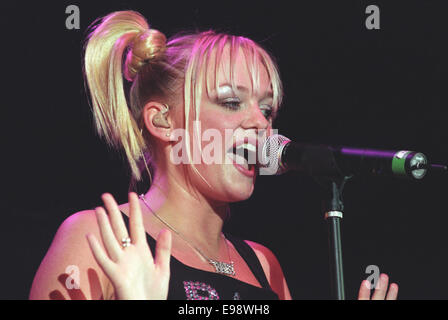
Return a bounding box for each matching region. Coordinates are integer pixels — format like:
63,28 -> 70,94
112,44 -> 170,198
30,10 -> 398,300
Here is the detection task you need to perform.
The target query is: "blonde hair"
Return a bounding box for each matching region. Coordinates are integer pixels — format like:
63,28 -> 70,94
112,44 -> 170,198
83,10 -> 283,188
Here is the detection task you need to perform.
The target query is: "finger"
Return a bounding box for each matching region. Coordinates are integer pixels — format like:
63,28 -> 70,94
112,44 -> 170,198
94,207 -> 122,261
386,283 -> 399,300
128,192 -> 146,245
371,273 -> 389,300
101,193 -> 129,243
155,229 -> 172,274
86,233 -> 115,277
358,280 -> 371,300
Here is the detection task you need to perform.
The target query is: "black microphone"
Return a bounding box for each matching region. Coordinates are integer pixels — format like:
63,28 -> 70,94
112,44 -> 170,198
259,134 -> 447,180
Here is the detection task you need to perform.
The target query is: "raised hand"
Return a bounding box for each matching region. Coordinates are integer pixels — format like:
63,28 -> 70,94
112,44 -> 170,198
86,192 -> 172,300
358,273 -> 399,300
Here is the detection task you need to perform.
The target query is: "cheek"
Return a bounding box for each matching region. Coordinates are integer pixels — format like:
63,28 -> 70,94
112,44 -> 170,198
200,109 -> 239,130
197,112 -> 240,152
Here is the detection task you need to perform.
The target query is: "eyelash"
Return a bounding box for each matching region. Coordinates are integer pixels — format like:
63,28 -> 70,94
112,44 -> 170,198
219,99 -> 275,120
220,99 -> 241,110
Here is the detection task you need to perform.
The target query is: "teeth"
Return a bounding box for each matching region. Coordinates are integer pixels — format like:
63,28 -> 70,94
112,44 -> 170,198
234,143 -> 256,154
240,143 -> 256,152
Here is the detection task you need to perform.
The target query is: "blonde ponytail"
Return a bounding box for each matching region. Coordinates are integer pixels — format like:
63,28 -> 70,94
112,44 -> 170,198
83,11 -> 163,181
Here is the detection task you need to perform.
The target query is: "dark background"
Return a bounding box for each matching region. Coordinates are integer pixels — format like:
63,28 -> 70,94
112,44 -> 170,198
1,0 -> 447,299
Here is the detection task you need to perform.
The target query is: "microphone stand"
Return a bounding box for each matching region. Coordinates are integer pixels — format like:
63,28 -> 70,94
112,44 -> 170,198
317,163 -> 445,299
275,134 -> 447,299
317,175 -> 352,300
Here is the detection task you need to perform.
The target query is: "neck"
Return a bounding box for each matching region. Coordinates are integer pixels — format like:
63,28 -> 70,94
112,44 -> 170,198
140,170 -> 229,251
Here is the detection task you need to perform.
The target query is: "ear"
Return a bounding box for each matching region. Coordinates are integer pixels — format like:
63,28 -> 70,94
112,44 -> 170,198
142,101 -> 173,142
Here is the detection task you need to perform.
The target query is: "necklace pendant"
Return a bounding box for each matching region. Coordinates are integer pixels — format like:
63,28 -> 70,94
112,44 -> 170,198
209,259 -> 235,276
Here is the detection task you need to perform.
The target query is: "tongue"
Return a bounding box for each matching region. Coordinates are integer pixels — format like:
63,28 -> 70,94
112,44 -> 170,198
233,153 -> 249,169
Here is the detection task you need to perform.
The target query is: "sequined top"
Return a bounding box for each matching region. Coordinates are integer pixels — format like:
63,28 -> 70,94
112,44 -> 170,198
121,212 -> 279,300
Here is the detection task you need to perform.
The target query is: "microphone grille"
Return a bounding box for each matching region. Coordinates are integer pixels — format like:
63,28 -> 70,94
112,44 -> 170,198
259,134 -> 291,175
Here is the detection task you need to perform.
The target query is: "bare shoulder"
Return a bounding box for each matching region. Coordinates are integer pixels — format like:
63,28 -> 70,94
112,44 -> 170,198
58,210 -> 98,238
50,210 -> 102,256
245,240 -> 292,300
29,209 -> 110,300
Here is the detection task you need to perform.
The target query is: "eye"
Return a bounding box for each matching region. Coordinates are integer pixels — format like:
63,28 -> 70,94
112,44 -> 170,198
260,105 -> 275,120
220,98 -> 241,111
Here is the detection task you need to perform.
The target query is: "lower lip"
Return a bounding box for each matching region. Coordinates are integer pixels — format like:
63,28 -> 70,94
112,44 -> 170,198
231,159 -> 256,177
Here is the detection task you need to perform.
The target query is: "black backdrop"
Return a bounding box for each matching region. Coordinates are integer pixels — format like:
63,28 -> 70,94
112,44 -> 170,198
2,0 -> 447,300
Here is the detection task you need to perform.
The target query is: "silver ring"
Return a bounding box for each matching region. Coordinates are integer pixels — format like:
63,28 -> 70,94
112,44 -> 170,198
121,237 -> 131,248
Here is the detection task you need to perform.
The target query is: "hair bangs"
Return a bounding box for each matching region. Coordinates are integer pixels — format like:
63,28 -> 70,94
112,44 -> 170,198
201,34 -> 283,114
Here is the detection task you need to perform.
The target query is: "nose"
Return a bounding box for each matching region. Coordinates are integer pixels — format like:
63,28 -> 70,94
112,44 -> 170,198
241,102 -> 270,130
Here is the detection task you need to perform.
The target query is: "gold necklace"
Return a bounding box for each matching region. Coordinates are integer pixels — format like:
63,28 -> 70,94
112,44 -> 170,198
138,194 -> 236,276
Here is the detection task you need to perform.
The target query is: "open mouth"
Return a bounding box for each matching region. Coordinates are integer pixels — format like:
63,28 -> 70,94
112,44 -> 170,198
227,139 -> 258,176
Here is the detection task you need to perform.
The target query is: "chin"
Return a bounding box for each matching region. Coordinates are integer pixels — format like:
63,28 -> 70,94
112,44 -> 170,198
195,164 -> 257,202
229,191 -> 254,203
224,167 -> 257,201
224,181 -> 255,203
202,178 -> 255,203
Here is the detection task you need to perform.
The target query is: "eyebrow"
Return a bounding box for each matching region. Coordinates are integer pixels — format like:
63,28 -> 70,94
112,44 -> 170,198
213,83 -> 274,98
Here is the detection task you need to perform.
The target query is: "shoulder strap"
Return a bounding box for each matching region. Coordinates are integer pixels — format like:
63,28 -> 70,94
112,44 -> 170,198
224,233 -> 272,291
